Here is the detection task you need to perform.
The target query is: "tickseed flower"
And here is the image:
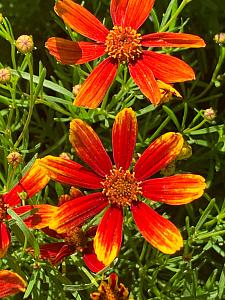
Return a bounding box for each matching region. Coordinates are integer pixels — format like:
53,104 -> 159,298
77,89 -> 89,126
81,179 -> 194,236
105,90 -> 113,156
37,108 -> 206,266
27,190 -> 105,273
90,273 -> 132,300
0,68 -> 11,84
16,35 -> 34,54
0,270 -> 26,298
46,0 -> 205,108
0,161 -> 51,258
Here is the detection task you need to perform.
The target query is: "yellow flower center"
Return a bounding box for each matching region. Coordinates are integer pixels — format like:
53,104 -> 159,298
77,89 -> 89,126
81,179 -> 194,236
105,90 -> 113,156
0,196 -> 8,221
64,227 -> 87,252
105,26 -> 142,63
102,168 -> 142,207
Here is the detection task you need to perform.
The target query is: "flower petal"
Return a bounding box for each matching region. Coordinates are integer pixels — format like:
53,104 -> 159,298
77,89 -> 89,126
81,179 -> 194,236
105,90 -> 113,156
142,174 -> 206,205
112,108 -> 137,170
3,160 -> 50,207
38,156 -> 102,189
131,201 -> 183,254
128,56 -> 161,105
142,32 -> 206,48
0,270 -> 26,298
141,50 -> 195,83
55,0 -> 109,43
70,119 -> 112,177
0,222 -> 10,258
134,132 -> 183,181
110,0 -> 155,29
83,242 -> 106,273
13,205 -> 58,229
74,57 -> 118,108
94,206 -> 123,265
46,38 -> 105,65
49,193 -> 108,234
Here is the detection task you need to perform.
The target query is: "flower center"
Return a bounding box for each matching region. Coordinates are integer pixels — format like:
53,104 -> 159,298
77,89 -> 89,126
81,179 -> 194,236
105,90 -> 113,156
102,168 -> 142,207
0,196 -> 8,221
64,227 -> 87,252
105,26 -> 142,63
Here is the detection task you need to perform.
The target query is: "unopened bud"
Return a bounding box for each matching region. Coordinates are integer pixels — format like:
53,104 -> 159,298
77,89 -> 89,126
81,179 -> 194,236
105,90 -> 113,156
0,68 -> 11,83
0,13 -> 3,23
204,107 -> 216,121
160,161 -> 176,177
16,35 -> 34,54
69,187 -> 83,198
177,141 -> 192,160
214,33 -> 225,45
58,194 -> 71,206
59,152 -> 72,160
7,151 -> 23,167
72,84 -> 81,96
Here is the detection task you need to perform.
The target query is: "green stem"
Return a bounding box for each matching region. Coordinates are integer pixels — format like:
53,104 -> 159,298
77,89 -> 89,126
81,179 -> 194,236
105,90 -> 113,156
183,119 -> 207,134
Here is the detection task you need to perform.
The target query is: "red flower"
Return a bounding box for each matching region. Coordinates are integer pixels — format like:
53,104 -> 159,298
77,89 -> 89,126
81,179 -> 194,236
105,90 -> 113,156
37,108 -> 206,266
46,0 -> 205,108
0,161 -> 51,258
0,270 -> 26,298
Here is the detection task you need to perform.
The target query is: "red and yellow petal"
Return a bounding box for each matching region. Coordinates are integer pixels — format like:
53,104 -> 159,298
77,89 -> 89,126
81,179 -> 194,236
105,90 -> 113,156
0,270 -> 26,298
55,0 -> 109,43
94,206 -> 123,266
112,108 -> 137,170
74,58 -> 118,108
134,132 -> 184,181
128,57 -> 161,105
46,38 -> 105,65
131,202 -> 183,254
3,160 -> 50,207
13,205 -> 58,229
142,174 -> 206,205
49,193 -> 108,234
70,119 -> 112,177
110,0 -> 155,30
83,241 -> 106,273
38,156 -> 102,189
141,50 -> 195,83
0,222 -> 10,258
142,32 -> 206,48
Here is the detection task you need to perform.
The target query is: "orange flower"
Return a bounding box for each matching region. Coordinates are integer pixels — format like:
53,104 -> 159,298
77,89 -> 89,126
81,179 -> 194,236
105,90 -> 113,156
37,108 -> 206,266
0,270 -> 26,298
0,161 -> 51,258
46,0 -> 205,108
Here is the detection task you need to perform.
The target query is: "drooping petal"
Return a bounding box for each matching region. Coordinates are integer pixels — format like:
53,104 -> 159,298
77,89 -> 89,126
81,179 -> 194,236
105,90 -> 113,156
94,206 -> 123,265
131,202 -> 183,254
13,205 -> 58,229
134,132 -> 183,181
110,0 -> 155,30
0,222 -> 10,258
3,160 -> 50,207
140,50 -> 195,83
112,108 -> 137,170
38,156 -> 102,189
83,241 -> 106,273
142,32 -> 206,48
49,193 -> 108,234
74,57 -> 118,108
0,270 -> 26,298
128,56 -> 161,105
70,119 -> 112,177
142,174 -> 206,205
55,0 -> 109,43
46,38 -> 106,65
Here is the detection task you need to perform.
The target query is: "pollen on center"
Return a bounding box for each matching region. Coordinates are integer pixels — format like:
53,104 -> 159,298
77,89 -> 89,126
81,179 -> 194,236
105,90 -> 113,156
102,167 -> 142,207
105,26 -> 142,63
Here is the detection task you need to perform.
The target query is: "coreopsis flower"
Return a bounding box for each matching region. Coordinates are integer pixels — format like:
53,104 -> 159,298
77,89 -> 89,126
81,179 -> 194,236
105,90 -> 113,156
0,270 -> 26,298
0,161 -> 51,258
37,108 -> 206,266
46,0 -> 205,108
90,273 -> 132,300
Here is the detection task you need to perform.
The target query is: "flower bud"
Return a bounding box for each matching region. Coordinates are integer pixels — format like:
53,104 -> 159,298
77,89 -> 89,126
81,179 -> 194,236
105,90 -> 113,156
7,151 -> 23,167
16,35 -> 34,54
204,107 -> 216,121
0,13 -> 3,23
214,33 -> 225,44
72,84 -> 82,96
0,68 -> 11,84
